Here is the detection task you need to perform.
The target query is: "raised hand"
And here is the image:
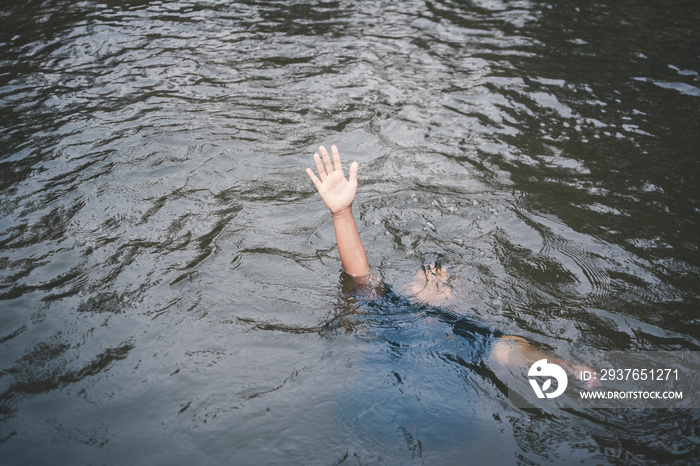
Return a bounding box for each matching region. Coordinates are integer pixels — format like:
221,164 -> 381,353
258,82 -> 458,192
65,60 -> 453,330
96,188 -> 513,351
306,145 -> 359,215
305,145 -> 369,277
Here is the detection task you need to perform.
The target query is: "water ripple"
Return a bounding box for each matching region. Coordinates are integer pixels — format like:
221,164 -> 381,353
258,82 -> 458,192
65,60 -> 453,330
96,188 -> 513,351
0,0 -> 698,463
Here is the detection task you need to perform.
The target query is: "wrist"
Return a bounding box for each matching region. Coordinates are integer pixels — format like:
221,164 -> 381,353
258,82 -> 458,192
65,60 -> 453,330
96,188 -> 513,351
331,206 -> 354,220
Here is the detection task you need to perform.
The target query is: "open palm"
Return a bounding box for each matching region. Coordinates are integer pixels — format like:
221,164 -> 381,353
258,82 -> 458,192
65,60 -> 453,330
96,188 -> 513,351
306,145 -> 359,215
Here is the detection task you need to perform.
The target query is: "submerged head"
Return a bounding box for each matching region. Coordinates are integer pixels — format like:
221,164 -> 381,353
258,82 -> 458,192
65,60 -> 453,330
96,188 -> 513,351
410,256 -> 459,307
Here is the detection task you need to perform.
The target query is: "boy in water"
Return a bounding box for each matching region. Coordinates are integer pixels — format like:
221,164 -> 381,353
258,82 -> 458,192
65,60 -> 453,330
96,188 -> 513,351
306,145 -> 598,389
305,145 -> 452,303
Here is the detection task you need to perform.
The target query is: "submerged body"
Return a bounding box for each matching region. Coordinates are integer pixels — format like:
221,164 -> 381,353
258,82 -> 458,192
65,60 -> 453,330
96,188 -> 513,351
306,146 -> 594,389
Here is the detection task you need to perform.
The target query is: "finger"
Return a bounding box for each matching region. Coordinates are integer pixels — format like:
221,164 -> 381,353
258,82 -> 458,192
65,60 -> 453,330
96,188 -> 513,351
306,168 -> 322,190
348,161 -> 359,185
319,146 -> 333,176
331,145 -> 341,172
313,153 -> 326,181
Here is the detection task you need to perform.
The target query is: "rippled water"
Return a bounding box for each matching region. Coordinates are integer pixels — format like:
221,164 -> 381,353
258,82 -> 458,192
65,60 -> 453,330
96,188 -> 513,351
1,0 -> 699,464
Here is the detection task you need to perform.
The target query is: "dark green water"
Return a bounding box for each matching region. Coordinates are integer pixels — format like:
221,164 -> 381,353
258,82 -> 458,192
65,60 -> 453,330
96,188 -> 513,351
1,0 -> 698,464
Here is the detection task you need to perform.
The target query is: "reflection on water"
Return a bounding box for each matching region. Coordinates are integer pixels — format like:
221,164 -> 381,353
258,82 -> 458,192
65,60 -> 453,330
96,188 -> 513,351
1,0 -> 698,463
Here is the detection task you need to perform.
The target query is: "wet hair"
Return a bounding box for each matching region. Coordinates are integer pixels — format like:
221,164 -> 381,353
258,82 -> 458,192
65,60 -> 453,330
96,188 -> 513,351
419,252 -> 453,278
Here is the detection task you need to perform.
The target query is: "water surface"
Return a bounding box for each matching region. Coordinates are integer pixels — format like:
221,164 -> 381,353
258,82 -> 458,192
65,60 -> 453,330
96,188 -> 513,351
1,0 -> 699,464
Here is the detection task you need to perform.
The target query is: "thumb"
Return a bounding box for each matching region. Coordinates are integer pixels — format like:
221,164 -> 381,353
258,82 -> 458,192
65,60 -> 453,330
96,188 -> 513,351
306,168 -> 322,191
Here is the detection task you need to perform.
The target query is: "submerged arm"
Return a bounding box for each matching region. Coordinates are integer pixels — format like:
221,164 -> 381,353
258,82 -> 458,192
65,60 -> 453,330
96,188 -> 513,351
306,145 -> 370,277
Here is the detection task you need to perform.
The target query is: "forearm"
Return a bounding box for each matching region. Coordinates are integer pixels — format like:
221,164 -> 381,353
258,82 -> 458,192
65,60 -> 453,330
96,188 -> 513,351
332,207 -> 370,277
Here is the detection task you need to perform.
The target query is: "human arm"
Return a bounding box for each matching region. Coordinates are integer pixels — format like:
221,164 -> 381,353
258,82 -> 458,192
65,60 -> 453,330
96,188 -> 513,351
306,145 -> 370,277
